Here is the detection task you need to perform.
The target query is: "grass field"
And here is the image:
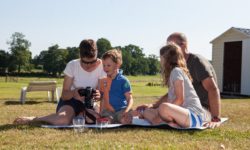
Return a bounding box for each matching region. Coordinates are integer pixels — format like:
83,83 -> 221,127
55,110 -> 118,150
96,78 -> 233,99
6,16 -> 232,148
0,76 -> 250,149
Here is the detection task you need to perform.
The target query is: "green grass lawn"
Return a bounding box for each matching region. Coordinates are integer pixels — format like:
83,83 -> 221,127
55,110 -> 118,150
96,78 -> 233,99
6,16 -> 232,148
0,77 -> 250,149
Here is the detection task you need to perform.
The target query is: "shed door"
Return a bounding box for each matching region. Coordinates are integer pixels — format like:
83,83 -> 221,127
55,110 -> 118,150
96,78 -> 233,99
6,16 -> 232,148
223,41 -> 242,93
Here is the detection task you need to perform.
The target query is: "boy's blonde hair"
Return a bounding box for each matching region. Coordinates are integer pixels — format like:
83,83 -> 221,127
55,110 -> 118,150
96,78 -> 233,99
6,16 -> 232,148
102,49 -> 122,66
160,43 -> 192,86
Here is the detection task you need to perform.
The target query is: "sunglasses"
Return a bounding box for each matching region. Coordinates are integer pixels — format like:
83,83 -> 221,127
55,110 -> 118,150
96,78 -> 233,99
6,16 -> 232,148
81,59 -> 97,65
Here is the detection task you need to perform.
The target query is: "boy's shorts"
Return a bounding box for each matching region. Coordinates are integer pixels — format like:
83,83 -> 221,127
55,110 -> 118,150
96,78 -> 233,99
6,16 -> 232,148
101,109 -> 126,123
56,98 -> 84,116
188,110 -> 203,128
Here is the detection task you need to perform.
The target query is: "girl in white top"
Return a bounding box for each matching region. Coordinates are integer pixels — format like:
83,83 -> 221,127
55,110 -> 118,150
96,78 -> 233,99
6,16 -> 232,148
157,43 -> 205,128
131,43 -> 206,128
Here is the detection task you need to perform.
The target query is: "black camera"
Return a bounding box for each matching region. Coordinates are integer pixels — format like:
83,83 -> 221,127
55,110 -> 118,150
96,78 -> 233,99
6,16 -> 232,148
78,86 -> 95,109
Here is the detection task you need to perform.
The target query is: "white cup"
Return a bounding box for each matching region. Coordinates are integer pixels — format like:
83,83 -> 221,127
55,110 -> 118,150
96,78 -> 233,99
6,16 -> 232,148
73,116 -> 85,133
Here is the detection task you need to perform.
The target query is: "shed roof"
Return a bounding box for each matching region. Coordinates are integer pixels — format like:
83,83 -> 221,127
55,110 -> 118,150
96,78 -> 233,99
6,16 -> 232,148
210,27 -> 250,43
234,27 -> 250,36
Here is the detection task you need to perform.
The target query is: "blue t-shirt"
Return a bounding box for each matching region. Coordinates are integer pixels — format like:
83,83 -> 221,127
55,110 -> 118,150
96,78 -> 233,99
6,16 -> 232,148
109,71 -> 131,112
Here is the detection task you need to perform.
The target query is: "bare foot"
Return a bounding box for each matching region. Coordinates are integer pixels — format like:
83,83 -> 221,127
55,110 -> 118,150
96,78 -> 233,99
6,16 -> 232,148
13,116 -> 36,125
120,112 -> 133,124
130,110 -> 144,118
151,117 -> 163,125
167,122 -> 180,128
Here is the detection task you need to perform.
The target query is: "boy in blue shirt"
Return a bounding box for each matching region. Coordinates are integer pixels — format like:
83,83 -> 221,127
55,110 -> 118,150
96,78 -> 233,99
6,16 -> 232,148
99,49 -> 133,124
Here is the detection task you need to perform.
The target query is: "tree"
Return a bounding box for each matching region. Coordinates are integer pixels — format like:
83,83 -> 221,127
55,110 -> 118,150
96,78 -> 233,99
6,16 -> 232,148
32,55 -> 41,69
96,38 -> 112,58
147,54 -> 160,75
66,47 -> 79,62
22,51 -> 33,71
32,50 -> 48,70
42,45 -> 68,76
119,44 -> 159,75
0,50 -> 10,73
121,44 -> 146,75
7,32 -> 31,73
120,47 -> 133,75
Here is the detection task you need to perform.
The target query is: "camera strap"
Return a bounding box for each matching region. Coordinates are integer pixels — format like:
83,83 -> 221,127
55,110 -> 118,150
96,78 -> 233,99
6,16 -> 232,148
85,108 -> 99,124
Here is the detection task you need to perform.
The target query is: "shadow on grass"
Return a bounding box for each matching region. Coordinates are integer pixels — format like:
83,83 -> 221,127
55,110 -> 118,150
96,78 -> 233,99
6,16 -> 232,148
0,124 -> 40,131
4,100 -> 57,105
221,96 -> 250,99
0,120 -> 53,131
0,123 -> 199,135
82,126 -> 198,135
39,125 -> 199,135
221,93 -> 250,99
122,125 -> 198,133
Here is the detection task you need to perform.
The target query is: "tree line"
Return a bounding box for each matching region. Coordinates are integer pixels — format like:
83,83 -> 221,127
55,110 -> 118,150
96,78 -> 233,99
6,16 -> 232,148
0,32 -> 160,76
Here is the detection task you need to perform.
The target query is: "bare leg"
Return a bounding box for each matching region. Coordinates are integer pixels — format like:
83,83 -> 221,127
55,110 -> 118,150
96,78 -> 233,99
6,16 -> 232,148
143,108 -> 163,125
13,105 -> 75,125
130,110 -> 143,118
158,103 -> 190,128
120,112 -> 132,124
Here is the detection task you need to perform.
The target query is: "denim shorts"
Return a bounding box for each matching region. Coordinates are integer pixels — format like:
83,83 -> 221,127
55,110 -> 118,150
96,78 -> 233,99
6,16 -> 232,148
56,98 -> 84,116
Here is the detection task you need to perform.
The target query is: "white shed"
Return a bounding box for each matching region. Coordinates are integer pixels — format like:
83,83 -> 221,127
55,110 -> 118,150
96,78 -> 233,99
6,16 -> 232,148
211,27 -> 250,96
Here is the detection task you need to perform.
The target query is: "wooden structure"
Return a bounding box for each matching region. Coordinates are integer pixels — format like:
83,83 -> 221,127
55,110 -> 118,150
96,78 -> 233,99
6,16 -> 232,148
211,27 -> 250,95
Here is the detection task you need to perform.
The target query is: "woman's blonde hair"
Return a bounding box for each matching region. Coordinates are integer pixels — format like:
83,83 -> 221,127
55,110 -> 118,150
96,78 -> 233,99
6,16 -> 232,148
102,49 -> 122,65
160,43 -> 192,86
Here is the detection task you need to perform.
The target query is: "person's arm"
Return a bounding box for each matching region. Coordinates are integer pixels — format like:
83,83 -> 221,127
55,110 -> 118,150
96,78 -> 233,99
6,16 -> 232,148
93,89 -> 101,101
103,97 -> 115,112
98,78 -> 114,112
152,94 -> 168,108
97,79 -> 103,113
135,93 -> 168,110
202,77 -> 221,119
172,80 -> 184,106
120,92 -> 134,124
124,92 -> 133,113
61,75 -> 84,102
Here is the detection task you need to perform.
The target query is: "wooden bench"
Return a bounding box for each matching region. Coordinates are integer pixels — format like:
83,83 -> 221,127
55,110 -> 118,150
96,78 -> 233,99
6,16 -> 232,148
20,81 -> 60,104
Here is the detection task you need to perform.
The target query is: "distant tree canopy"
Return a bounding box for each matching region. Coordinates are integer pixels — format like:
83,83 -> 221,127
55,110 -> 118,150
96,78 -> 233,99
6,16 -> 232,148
41,45 -> 68,76
7,32 -> 32,73
1,33 -> 160,76
97,38 -> 112,58
147,54 -> 160,75
0,50 -> 10,73
121,44 -> 147,75
66,47 -> 79,62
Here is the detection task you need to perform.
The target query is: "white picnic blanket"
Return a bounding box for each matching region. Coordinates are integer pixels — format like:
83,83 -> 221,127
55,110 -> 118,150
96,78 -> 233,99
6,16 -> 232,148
41,117 -> 228,130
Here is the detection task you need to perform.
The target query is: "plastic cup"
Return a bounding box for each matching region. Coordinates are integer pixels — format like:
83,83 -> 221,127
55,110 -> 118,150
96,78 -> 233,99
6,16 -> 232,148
73,116 -> 85,133
96,117 -> 109,130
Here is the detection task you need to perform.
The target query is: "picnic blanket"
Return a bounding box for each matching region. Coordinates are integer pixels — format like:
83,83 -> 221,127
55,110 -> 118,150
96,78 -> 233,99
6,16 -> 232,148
41,117 -> 228,130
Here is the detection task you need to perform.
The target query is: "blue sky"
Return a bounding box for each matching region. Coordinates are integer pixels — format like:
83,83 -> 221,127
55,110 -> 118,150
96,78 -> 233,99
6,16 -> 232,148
0,0 -> 250,60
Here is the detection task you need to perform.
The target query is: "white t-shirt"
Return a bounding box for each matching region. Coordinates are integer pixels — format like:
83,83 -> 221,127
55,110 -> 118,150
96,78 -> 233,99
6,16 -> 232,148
63,59 -> 106,90
168,67 -> 204,116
